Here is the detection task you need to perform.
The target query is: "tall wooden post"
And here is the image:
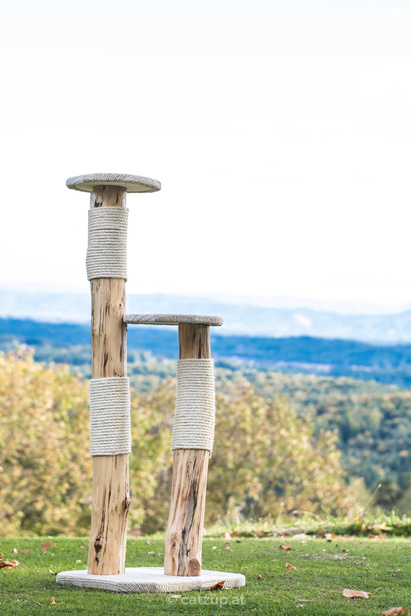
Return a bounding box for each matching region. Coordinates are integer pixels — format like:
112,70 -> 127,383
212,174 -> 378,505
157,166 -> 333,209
164,323 -> 211,576
87,185 -> 129,575
65,173 -> 161,576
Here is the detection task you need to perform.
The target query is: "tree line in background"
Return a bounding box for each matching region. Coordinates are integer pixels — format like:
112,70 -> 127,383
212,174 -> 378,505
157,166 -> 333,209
0,351 -> 353,536
242,370 -> 411,511
2,344 -> 411,536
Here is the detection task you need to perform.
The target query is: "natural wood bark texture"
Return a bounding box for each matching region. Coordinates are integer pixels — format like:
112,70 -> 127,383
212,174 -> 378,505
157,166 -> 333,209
87,185 -> 130,575
164,324 -> 212,576
178,324 -> 211,360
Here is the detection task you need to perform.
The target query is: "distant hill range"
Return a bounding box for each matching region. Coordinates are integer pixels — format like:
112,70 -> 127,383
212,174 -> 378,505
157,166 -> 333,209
2,316 -> 411,386
1,288 -> 411,344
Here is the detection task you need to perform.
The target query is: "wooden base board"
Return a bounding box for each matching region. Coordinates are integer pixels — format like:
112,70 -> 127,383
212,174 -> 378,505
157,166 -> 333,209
56,567 -> 245,593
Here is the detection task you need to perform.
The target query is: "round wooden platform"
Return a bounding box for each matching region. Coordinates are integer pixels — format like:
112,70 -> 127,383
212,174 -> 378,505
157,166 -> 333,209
66,173 -> 161,193
124,314 -> 223,326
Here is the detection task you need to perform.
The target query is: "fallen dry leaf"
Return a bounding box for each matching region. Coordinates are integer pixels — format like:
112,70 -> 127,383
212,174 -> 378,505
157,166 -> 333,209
10,560 -> 19,567
0,560 -> 14,569
147,551 -> 155,555
79,546 -> 88,550
285,563 -> 297,570
49,569 -> 56,575
377,609 -> 408,615
210,580 -> 225,590
223,532 -> 231,540
343,588 -> 372,599
41,542 -> 55,552
257,574 -> 265,580
225,546 -> 234,551
0,553 -> 3,558
280,544 -> 292,551
51,597 -> 56,605
20,550 -> 30,554
342,549 -> 349,553
145,540 -> 154,545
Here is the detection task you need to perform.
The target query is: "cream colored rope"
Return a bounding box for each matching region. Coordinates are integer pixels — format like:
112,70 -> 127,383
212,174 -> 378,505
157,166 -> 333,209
171,359 -> 216,453
86,207 -> 128,280
89,377 -> 131,456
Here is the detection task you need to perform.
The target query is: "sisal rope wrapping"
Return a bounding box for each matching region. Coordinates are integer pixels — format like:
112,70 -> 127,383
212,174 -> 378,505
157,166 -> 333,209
89,377 -> 131,456
171,359 -> 216,453
86,207 -> 128,280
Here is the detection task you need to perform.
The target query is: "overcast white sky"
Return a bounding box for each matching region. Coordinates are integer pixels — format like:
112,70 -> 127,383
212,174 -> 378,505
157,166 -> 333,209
1,0 -> 411,312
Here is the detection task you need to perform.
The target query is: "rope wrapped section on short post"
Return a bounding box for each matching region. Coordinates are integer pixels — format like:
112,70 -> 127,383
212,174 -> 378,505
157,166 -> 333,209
171,359 -> 216,453
86,207 -> 129,281
89,377 -> 131,457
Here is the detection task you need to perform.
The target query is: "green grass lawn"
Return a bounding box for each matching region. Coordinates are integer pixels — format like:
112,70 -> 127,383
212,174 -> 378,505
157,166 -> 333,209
0,536 -> 410,615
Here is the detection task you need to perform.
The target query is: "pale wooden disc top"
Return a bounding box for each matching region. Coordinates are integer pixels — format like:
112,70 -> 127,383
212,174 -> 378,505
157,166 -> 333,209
124,314 -> 223,326
66,173 -> 161,193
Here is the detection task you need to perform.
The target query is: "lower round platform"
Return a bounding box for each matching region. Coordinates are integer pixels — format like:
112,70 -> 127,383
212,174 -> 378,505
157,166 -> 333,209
56,567 -> 246,593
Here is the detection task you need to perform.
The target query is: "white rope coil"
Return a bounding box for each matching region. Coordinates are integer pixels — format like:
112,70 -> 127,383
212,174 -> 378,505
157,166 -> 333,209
89,377 -> 131,456
171,359 -> 216,453
86,207 -> 128,280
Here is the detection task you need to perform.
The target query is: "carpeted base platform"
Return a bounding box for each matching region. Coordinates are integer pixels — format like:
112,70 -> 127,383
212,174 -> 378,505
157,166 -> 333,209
56,567 -> 246,593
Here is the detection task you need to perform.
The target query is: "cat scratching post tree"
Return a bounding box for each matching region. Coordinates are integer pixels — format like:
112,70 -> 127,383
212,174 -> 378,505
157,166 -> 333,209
56,173 -> 245,593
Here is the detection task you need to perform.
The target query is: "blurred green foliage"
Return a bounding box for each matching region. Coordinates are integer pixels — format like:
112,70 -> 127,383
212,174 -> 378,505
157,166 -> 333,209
0,350 -> 91,536
233,370 -> 411,511
0,351 -> 353,536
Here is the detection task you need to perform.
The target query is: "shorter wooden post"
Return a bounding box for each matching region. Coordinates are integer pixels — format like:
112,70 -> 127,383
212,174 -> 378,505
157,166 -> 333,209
164,324 -> 212,576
